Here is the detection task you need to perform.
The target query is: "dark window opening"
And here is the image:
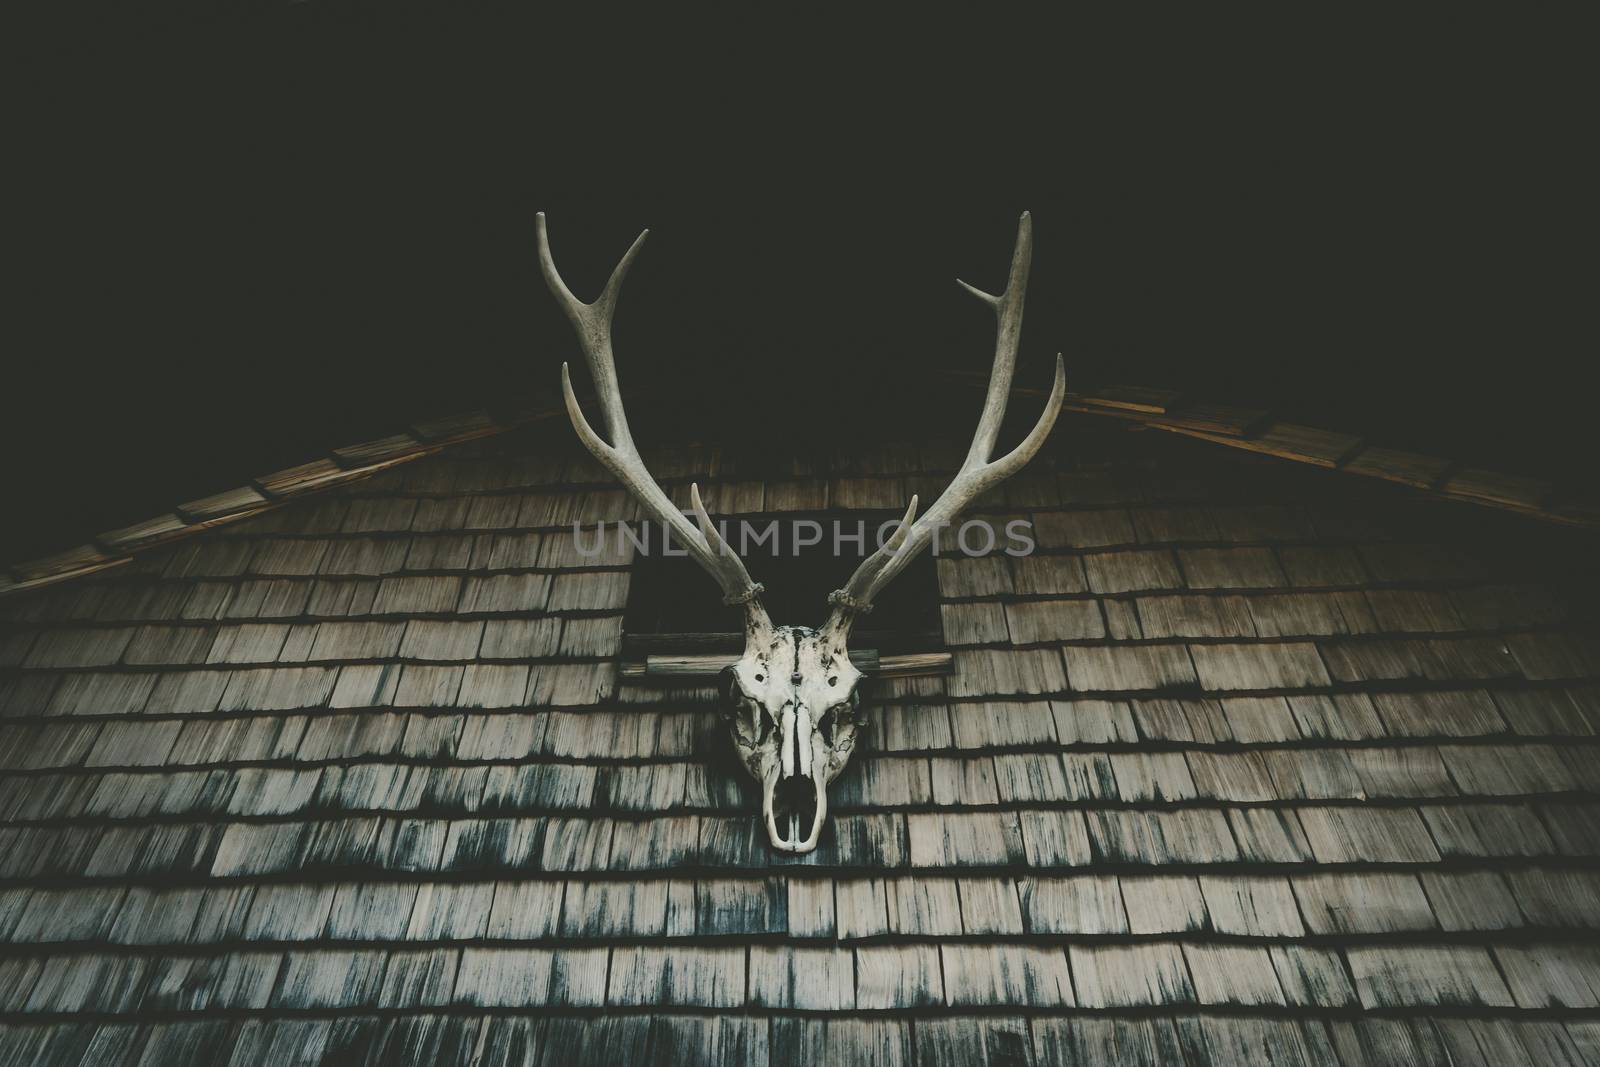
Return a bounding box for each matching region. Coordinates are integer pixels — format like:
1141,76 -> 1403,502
622,511 -> 942,655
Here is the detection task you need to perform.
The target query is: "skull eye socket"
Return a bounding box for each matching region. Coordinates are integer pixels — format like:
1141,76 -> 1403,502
720,666 -> 775,746
818,702 -> 855,747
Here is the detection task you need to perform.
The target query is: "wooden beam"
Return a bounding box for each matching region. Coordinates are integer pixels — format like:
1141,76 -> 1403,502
620,649 -> 953,682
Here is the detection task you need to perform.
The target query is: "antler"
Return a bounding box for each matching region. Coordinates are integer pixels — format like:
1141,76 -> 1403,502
537,214 -> 772,632
824,212 -> 1066,637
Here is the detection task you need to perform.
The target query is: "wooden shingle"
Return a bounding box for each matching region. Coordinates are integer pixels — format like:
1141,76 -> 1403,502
24,628 -> 134,669
1541,801 -> 1600,855
1119,876 -> 1208,935
454,947 -> 607,1008
1184,751 -> 1275,802
1069,943 -> 1194,1008
270,950 -> 387,1010
1179,547 -> 1286,588
1017,876 -> 1125,934
1018,811 -> 1092,867
1260,749 -> 1363,800
907,812 -> 1025,868
1051,698 -> 1137,743
1286,692 -> 1386,740
1133,506 -> 1220,544
1199,875 -> 1303,936
1346,945 -> 1513,1009
1228,808 -> 1313,863
484,881 -> 564,941
694,879 -> 785,935
1004,599 -> 1104,643
1297,806 -> 1439,863
607,946 -> 744,1008
405,882 -> 493,940
1504,868 -> 1600,928
1031,509 -> 1134,549
1088,809 -> 1239,864
457,574 -> 551,615
1434,1019 -> 1589,1067
1293,872 -> 1437,934
939,602 -> 1009,646
1008,554 -> 1087,595
749,946 -> 854,1010
1110,753 -> 1196,802
949,649 -> 1067,697
1272,945 -> 1357,1008
1421,870 -> 1523,931
940,944 -> 1074,1007
378,948 -> 461,1009
1130,697 -> 1232,742
854,945 -> 942,1009
46,672 -> 156,716
991,753 -> 1075,803
1081,549 -> 1183,594
1063,644 -> 1196,693
936,556 -> 1014,598
949,701 -> 1055,749
1183,944 -> 1285,1006
786,879 -> 835,938
559,881 -> 670,939
834,879 -> 889,940
1135,594 -> 1255,639
884,877 -> 962,936
325,882 -> 419,942
1496,945 -> 1600,1009
770,1019 -> 909,1067
1372,689 -> 1504,737
1189,642 -> 1330,691
1494,688 -> 1596,736
1248,591 -> 1376,636
23,955 -> 151,1014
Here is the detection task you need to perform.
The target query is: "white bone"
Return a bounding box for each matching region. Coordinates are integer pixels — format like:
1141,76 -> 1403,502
795,704 -> 813,779
780,705 -> 796,779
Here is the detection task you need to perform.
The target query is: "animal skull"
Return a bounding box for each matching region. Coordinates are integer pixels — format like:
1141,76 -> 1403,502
720,624 -> 864,852
537,212 -> 1064,852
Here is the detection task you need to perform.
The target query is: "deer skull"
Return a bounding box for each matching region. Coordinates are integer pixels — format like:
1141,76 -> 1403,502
720,624 -> 864,852
537,212 -> 1064,852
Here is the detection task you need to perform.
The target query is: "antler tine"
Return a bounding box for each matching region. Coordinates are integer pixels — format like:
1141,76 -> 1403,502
825,213 -> 1063,637
537,213 -> 648,452
539,215 -> 769,625
959,211 -> 1034,467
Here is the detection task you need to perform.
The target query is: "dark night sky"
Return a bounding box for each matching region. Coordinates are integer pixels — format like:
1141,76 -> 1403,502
6,5 -> 1593,562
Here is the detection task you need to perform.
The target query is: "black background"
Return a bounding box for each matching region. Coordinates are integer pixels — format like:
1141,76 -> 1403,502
7,4 -> 1592,563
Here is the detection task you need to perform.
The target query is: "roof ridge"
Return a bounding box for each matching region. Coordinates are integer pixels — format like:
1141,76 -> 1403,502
0,398 -> 564,599
943,374 -> 1599,531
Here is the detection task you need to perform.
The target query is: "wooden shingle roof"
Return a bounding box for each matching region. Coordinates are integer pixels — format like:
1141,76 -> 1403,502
0,423 -> 1598,1064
